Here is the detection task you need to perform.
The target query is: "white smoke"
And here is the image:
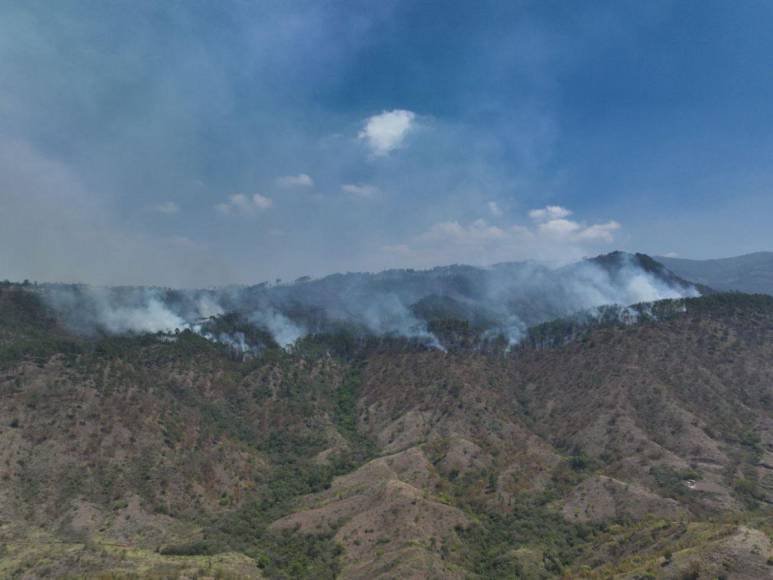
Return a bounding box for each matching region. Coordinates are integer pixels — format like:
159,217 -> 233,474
195,295 -> 225,319
196,330 -> 261,358
483,315 -> 528,346
38,252 -> 701,352
99,296 -> 187,334
43,286 -> 189,335
564,260 -> 699,313
361,294 -> 430,337
249,309 -> 305,348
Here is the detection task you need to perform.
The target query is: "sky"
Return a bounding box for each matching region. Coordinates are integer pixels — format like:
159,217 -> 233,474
2,0 -> 773,287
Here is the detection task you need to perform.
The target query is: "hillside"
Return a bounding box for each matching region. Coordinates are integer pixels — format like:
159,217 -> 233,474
658,252 -> 773,295
0,286 -> 771,578
29,251 -> 701,352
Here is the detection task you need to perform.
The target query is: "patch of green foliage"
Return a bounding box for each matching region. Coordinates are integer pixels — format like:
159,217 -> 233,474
185,476 -> 345,579
0,287 -> 82,366
162,522 -> 342,579
331,366 -> 376,463
455,498 -> 600,578
684,292 -> 773,317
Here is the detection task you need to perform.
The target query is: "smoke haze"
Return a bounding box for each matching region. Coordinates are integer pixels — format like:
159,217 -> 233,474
4,3 -> 772,288
36,252 -> 700,351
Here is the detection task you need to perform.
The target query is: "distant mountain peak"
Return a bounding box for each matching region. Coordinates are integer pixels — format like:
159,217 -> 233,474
658,251 -> 773,295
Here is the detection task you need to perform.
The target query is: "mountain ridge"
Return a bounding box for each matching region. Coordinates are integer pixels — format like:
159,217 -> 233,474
0,280 -> 771,578
6,252 -> 704,355
658,251 -> 773,295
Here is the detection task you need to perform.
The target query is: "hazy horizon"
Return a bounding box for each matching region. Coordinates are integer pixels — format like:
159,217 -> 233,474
6,249 -> 771,291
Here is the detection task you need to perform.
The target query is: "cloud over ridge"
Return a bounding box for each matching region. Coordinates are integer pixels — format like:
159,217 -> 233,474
383,205 -> 623,269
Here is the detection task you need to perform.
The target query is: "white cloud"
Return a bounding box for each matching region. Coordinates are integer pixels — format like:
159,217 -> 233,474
149,201 -> 179,214
216,193 -> 273,215
342,183 -> 380,198
358,109 -> 416,156
420,219 -> 508,244
276,173 -> 314,188
574,221 -> 621,242
528,205 -> 619,243
251,193 -> 273,210
381,207 -> 622,269
487,201 -> 503,217
528,205 -> 572,222
530,206 -> 620,244
537,217 -> 581,238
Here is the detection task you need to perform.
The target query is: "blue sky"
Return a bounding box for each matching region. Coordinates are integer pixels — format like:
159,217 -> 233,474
2,0 -> 773,286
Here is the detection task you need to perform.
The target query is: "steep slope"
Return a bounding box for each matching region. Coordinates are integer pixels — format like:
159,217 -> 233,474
274,294 -> 773,578
659,252 -> 773,295
0,286 -> 771,578
272,447 -> 469,579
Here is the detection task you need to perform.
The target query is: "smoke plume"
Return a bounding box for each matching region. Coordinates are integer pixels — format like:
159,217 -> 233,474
36,252 -> 700,351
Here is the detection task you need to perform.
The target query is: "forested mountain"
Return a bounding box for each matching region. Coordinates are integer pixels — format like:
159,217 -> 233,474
0,265 -> 771,578
30,251 -> 700,351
